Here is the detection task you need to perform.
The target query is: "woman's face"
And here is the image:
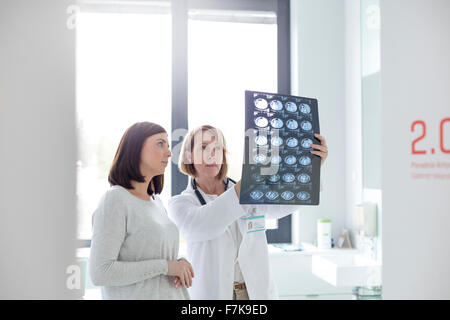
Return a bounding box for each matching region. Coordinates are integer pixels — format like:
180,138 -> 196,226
190,129 -> 224,180
140,132 -> 171,177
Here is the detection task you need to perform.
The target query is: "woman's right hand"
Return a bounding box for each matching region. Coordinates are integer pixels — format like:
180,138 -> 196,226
234,180 -> 241,198
167,258 -> 194,288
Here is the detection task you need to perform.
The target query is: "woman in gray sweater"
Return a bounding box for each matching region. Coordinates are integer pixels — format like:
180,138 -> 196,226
89,122 -> 192,300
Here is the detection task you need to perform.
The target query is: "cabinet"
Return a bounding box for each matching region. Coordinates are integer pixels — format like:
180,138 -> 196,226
268,246 -> 354,300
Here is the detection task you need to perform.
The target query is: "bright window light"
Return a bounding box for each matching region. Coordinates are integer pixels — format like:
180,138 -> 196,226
76,11 -> 172,239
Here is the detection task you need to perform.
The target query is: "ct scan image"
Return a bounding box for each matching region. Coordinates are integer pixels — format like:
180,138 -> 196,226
240,90 -> 321,205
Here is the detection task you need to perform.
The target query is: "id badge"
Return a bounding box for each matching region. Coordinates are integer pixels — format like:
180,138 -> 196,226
244,215 -> 265,233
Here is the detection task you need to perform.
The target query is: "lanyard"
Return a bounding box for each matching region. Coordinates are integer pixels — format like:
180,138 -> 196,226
191,177 -> 236,206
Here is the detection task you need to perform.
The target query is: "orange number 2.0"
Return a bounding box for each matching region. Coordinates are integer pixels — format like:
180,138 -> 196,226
411,120 -> 427,155
441,118 -> 450,154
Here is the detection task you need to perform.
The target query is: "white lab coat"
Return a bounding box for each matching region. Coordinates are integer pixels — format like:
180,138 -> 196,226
167,179 -> 301,300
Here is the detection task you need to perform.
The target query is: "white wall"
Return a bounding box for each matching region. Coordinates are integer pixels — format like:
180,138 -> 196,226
381,0 -> 450,299
343,0 -> 364,248
290,0 -> 347,244
0,0 -> 78,299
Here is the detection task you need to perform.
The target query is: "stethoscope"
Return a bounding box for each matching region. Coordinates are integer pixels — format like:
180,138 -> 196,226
191,177 -> 236,206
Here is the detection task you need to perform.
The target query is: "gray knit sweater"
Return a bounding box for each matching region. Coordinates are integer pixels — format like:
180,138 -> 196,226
89,185 -> 189,300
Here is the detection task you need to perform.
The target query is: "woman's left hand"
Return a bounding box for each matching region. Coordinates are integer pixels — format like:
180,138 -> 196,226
173,258 -> 194,288
310,133 -> 328,166
174,276 -> 181,288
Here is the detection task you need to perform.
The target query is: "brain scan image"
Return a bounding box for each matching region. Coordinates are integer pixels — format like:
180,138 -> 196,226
286,137 -> 298,148
255,116 -> 269,128
286,119 -> 298,130
255,135 -> 268,146
265,191 -> 279,201
284,155 -> 297,166
299,103 -> 311,114
282,173 -> 295,183
297,173 -> 311,184
255,98 -> 268,110
250,190 -> 264,200
297,191 -> 311,201
281,191 -> 295,201
270,100 -> 283,111
241,91 -> 320,205
251,173 -> 265,183
301,120 -> 313,131
271,136 -> 283,147
270,118 -> 283,129
299,156 -> 312,166
268,174 -> 281,183
285,102 -> 297,113
301,138 -> 313,149
253,153 -> 267,164
271,155 -> 282,165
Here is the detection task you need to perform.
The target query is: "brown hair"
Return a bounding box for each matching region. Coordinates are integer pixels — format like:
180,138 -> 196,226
108,122 -> 166,196
178,125 -> 228,181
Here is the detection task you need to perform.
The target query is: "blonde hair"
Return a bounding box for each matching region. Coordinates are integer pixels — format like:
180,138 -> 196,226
178,125 -> 228,181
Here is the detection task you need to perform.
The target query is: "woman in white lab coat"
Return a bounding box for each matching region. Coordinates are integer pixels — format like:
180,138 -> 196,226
168,125 -> 328,300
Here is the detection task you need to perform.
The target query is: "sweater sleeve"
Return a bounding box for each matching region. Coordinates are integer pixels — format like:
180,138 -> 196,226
168,187 -> 247,243
89,192 -> 168,287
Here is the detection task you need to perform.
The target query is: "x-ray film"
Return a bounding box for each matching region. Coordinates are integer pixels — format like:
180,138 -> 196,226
240,90 -> 321,205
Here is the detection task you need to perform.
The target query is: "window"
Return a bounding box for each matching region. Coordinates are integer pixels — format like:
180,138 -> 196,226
76,0 -> 291,245
76,2 -> 172,242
